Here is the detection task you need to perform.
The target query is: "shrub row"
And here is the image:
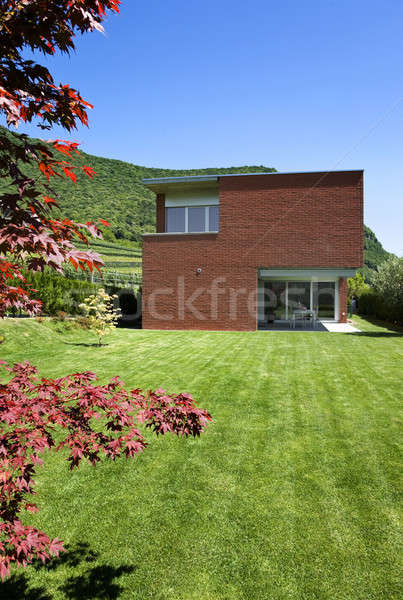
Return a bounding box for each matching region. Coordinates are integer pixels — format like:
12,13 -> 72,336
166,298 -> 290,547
358,291 -> 403,324
23,271 -> 99,316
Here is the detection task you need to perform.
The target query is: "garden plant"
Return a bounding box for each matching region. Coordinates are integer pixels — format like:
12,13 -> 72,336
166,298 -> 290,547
78,288 -> 120,346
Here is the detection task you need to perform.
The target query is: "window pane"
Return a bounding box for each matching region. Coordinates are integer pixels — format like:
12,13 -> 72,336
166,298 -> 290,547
188,207 -> 205,232
209,205 -> 219,231
166,207 -> 185,232
264,281 -> 286,320
312,282 -> 335,318
288,282 -> 311,313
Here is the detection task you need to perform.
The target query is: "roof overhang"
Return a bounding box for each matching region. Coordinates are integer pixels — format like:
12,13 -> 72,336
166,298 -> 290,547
142,170 -> 363,194
142,175 -> 218,194
142,170 -> 364,194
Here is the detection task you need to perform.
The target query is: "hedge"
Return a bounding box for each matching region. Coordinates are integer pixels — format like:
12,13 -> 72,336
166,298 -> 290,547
23,271 -> 99,316
358,291 -> 403,324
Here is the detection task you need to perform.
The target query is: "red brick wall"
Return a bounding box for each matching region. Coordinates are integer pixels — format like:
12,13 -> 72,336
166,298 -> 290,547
156,194 -> 165,233
338,277 -> 348,323
142,171 -> 363,330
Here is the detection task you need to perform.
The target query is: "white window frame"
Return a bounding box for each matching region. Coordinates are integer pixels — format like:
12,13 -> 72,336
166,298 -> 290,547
165,205 -> 218,233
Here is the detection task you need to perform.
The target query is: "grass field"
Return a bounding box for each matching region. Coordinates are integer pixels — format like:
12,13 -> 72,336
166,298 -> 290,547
0,316 -> 401,599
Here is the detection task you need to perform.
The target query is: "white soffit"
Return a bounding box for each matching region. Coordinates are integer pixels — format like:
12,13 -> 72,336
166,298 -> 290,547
165,189 -> 219,207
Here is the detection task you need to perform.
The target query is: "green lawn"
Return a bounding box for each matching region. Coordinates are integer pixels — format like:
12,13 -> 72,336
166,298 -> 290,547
0,317 -> 401,600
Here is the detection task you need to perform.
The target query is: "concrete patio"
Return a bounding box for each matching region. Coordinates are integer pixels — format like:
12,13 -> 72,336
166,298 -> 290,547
258,321 -> 361,333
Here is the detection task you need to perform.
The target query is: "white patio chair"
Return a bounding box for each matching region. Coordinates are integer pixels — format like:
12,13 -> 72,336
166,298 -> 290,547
290,311 -> 305,329
305,310 -> 317,329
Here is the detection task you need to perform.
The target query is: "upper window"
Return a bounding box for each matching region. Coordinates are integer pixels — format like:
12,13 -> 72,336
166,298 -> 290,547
188,206 -> 205,232
165,206 -> 219,233
166,207 -> 185,233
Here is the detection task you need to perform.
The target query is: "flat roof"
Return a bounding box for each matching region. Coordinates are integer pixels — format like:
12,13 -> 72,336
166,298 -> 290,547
142,169 -> 363,189
143,174 -> 219,185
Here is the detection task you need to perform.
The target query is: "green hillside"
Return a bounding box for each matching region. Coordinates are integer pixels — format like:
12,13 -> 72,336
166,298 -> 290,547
363,225 -> 393,280
0,127 -> 391,277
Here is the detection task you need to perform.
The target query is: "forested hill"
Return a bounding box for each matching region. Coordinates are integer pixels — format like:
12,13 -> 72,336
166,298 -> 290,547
0,127 -> 391,276
363,225 -> 393,280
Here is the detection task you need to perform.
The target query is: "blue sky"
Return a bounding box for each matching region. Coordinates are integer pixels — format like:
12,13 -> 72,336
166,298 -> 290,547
18,0 -> 403,255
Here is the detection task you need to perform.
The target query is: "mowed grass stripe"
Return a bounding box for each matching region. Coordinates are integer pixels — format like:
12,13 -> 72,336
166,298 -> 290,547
0,319 -> 401,599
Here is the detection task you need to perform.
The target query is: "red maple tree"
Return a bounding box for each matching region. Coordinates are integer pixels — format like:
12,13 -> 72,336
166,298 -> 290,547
0,1 -> 212,580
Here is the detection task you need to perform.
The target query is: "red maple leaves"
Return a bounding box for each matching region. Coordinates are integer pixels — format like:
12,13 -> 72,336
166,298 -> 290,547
0,362 -> 212,579
38,140 -> 97,183
0,206 -> 106,317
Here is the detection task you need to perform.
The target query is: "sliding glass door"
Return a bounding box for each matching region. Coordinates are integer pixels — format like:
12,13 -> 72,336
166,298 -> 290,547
262,280 -> 336,321
312,282 -> 336,319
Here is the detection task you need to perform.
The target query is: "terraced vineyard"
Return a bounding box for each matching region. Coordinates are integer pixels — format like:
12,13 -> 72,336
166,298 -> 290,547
67,239 -> 143,287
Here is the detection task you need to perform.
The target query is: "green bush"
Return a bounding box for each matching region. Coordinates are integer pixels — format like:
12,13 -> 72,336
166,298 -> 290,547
347,272 -> 370,300
23,271 -> 99,316
358,291 -> 403,324
373,256 -> 403,305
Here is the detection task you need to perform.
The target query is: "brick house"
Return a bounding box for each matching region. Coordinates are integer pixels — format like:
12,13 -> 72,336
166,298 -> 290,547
141,170 -> 363,331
